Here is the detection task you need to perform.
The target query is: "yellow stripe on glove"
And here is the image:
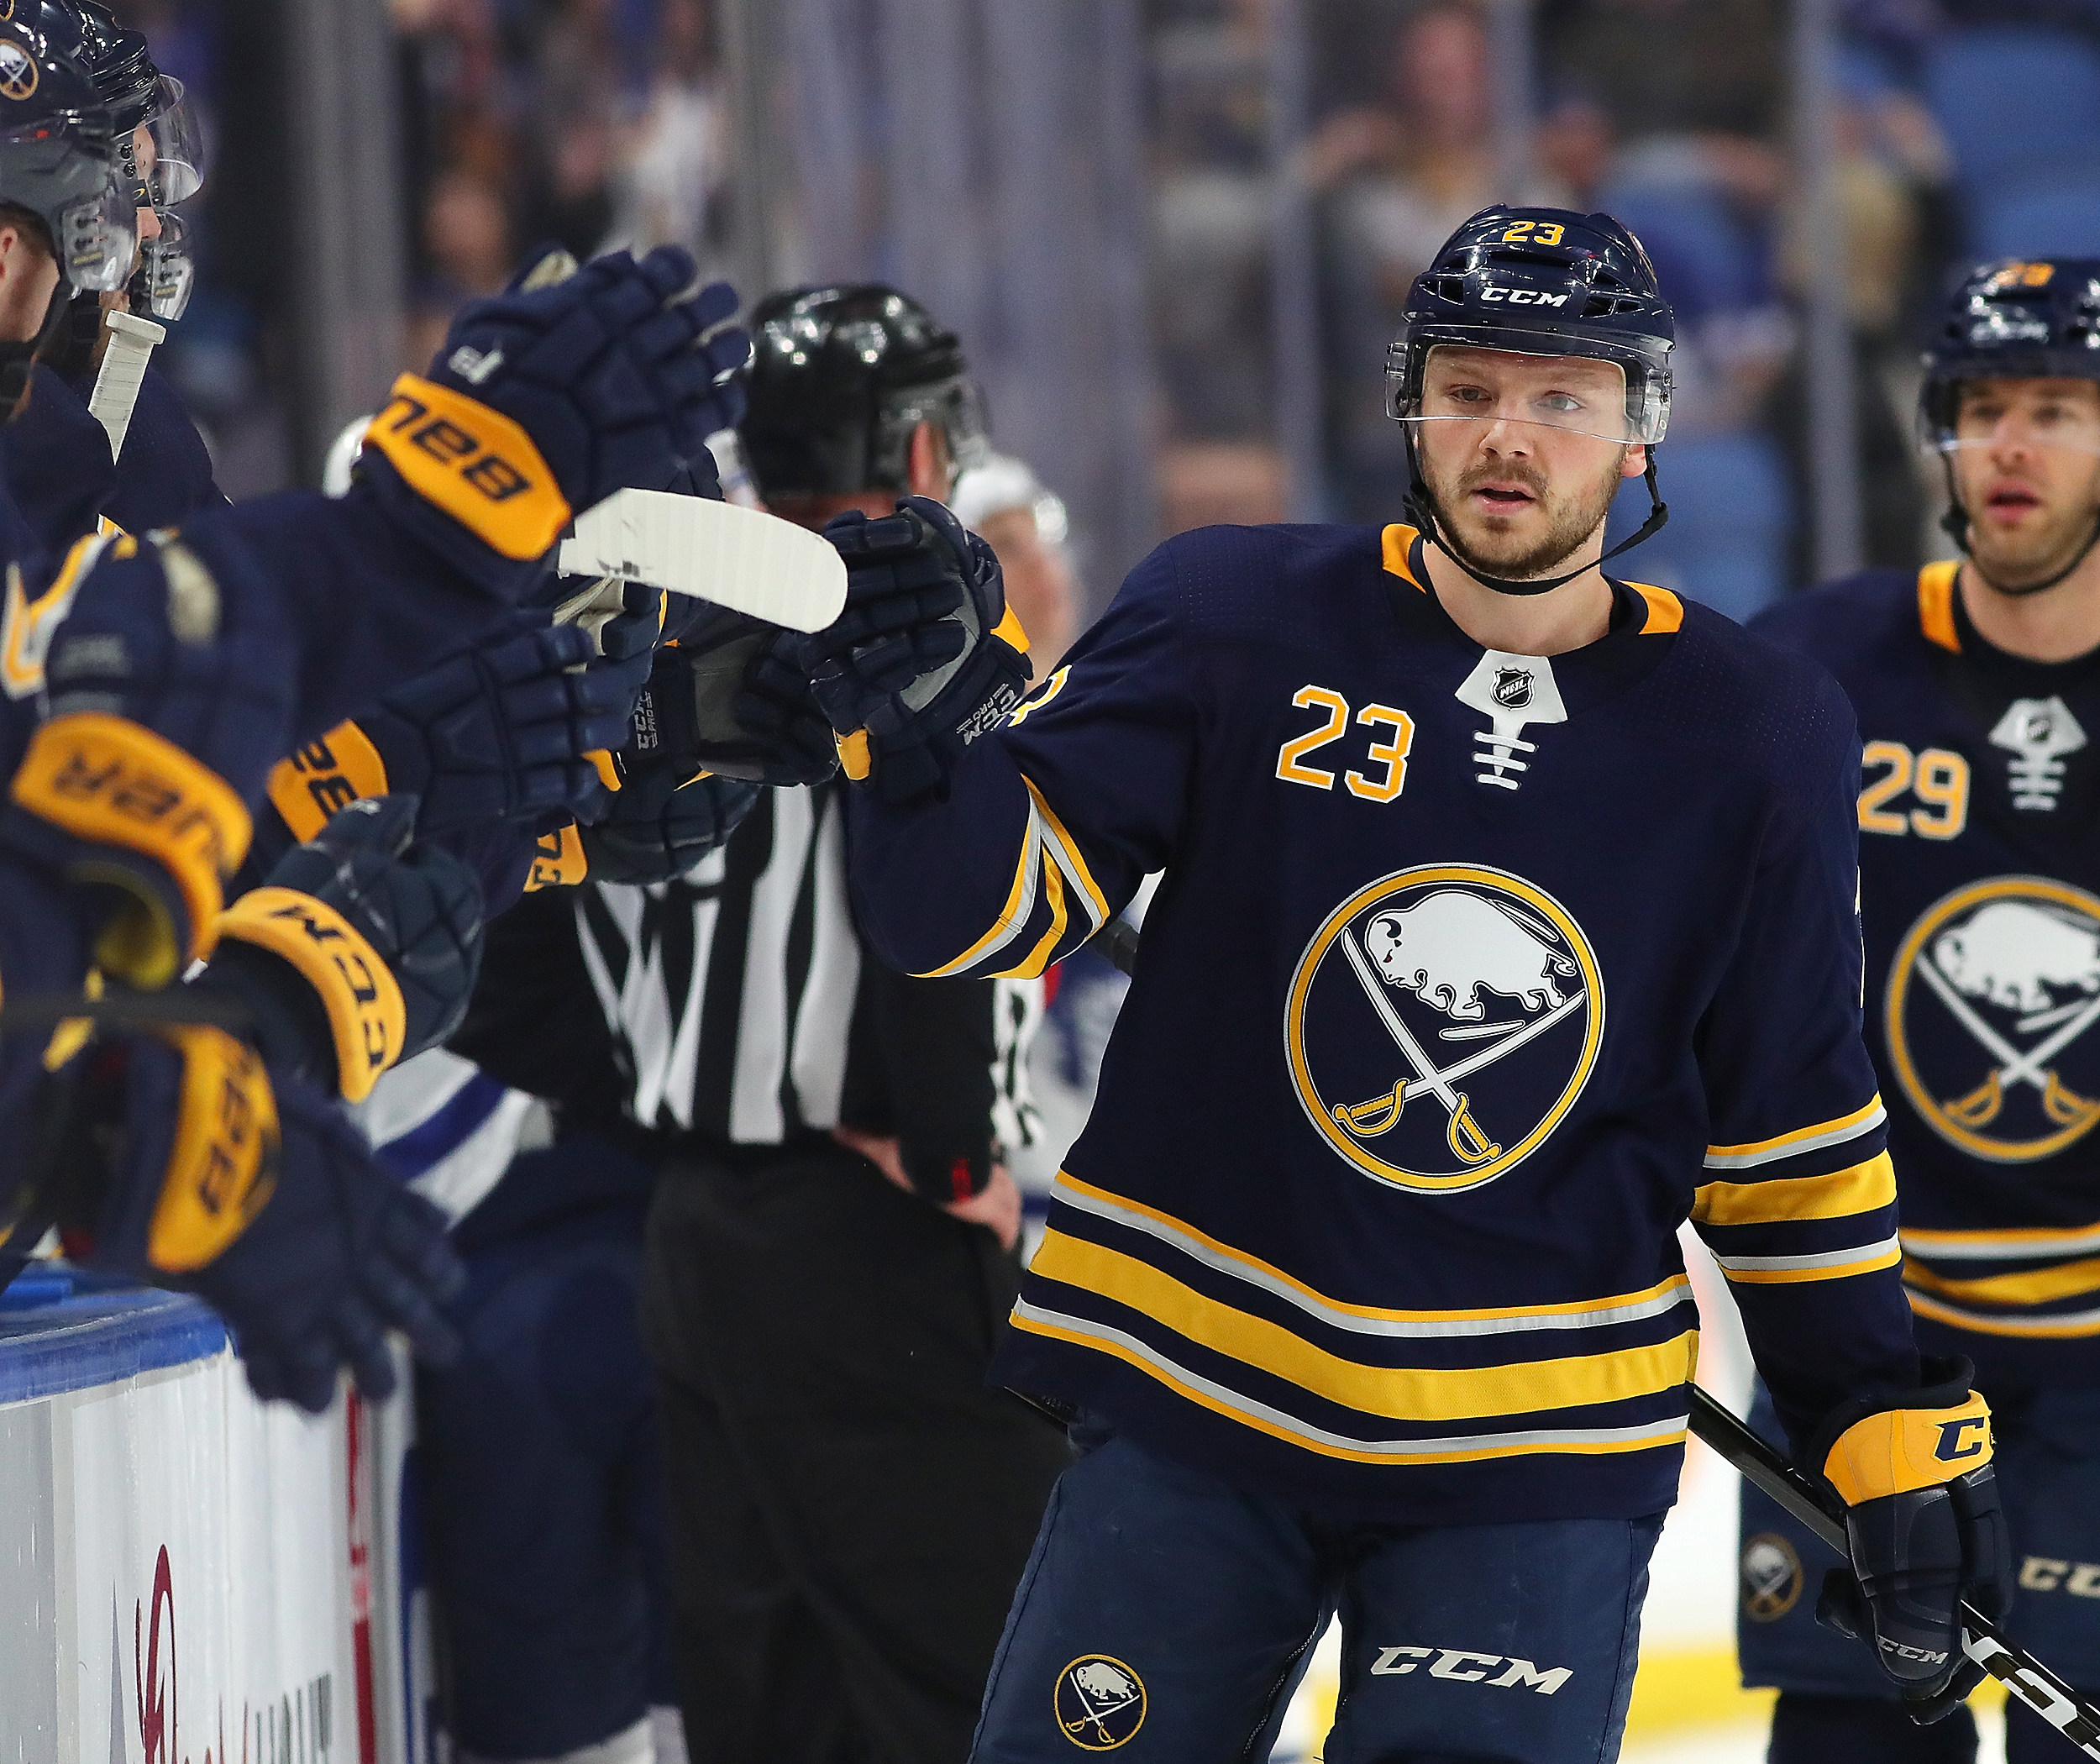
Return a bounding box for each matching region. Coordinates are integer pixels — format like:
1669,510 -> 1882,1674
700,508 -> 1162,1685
8,712 -> 254,988
267,722 -> 392,844
1822,1390 -> 1995,1506
215,886 -> 407,1104
146,1024 -> 281,1273
366,374 -> 574,562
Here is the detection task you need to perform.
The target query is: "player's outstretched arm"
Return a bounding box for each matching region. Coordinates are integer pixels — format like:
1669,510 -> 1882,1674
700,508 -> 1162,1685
793,501 -> 1194,979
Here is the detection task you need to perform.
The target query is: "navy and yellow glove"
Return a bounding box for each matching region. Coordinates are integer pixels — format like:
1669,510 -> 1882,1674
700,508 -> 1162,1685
49,1026 -> 462,1412
795,496 -> 1032,805
266,600 -> 657,845
1809,1357 -> 2013,1719
195,795 -> 483,1105
579,763 -> 760,885
357,246 -> 748,592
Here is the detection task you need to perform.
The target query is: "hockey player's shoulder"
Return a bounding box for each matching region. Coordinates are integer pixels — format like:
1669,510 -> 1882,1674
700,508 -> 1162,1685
1127,521 -> 1384,630
1652,590 -> 1863,777
1746,567 -> 1919,671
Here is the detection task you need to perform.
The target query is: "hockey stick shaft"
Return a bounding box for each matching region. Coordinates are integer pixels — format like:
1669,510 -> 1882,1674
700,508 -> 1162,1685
1084,921 -> 2100,1754
1691,1385 -> 2100,1753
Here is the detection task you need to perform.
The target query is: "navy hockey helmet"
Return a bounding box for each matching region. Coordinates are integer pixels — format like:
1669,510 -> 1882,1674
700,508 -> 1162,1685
1921,259 -> 2100,591
0,14 -> 134,297
1388,207 -> 1675,595
24,0 -> 201,207
742,285 -> 989,500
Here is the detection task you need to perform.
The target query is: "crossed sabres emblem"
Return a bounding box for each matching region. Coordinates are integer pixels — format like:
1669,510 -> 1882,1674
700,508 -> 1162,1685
1056,1657 -> 1146,1751
1319,882 -> 1579,1168
1891,880 -> 2100,1158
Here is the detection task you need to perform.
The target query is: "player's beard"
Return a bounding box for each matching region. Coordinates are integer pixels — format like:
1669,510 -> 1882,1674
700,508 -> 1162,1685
1422,444 -> 1629,585
1963,459 -> 2100,595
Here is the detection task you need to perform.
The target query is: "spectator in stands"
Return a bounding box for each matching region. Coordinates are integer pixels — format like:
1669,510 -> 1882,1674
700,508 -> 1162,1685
615,0 -> 731,270
410,163 -> 513,369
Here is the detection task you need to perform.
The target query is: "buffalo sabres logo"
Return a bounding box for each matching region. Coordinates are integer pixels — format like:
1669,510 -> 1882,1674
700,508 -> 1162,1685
1286,864 -> 1604,1193
0,39 -> 35,102
1056,1656 -> 1146,1750
1886,877 -> 2100,1162
1741,1534 -> 1804,1622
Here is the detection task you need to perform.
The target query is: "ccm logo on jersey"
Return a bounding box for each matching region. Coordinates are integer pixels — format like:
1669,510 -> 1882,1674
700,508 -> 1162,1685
2020,1557 -> 2100,1596
1478,286 -> 1568,307
1370,1646 -> 1572,1694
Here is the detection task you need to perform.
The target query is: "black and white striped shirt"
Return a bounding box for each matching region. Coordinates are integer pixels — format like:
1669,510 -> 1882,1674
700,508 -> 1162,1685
469,784 -> 1042,1168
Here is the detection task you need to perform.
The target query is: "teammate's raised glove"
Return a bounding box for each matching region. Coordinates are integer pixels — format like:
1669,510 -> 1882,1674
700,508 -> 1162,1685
357,246 -> 748,586
268,603 -> 656,843
579,761 -> 760,885
194,796 -> 483,1103
794,496 -> 1032,805
1809,1357 -> 2013,1719
62,1028 -> 463,1411
606,629 -> 837,789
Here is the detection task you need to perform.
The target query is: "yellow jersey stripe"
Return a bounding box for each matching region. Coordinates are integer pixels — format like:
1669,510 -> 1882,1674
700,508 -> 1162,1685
1053,1171 -> 1694,1333
1906,1289 -> 2100,1338
1714,1236 -> 1902,1285
1901,1221 -> 2100,1262
919,799 -> 1045,978
1704,1096 -> 1886,1170
1379,524 -> 1426,590
1627,583 -> 1683,633
1918,559 -> 1961,654
1000,853 -> 1069,981
1010,1301 -> 1693,1465
1031,1230 -> 1700,1422
1902,1255 -> 2100,1309
1692,1152 -> 1896,1228
1025,774 -> 1110,932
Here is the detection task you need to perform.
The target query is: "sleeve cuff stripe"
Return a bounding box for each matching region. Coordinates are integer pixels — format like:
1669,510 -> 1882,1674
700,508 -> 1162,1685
1714,1236 -> 1902,1284
921,798 -> 1048,979
1902,1221 -> 2100,1262
1025,775 -> 1110,931
1704,1096 -> 1887,1170
1691,1152 -> 1896,1228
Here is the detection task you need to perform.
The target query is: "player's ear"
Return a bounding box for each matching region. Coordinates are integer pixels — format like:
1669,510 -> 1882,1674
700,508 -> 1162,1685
1620,442 -> 1649,480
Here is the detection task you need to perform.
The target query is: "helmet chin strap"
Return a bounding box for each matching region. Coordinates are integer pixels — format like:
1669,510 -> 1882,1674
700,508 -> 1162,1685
1400,428 -> 1670,598
1937,453 -> 2100,600
0,282 -> 78,417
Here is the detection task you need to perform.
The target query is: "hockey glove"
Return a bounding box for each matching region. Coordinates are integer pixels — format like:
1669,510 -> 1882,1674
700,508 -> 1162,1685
358,246 -> 748,588
1809,1357 -> 2013,1719
609,627 -> 837,789
795,496 -> 1032,805
579,762 -> 760,885
60,1028 -> 462,1411
266,601 -> 657,843
192,796 -> 484,1104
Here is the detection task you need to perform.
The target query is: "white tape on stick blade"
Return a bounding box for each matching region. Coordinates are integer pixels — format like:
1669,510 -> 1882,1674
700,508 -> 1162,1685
558,489 -> 847,633
87,309 -> 167,461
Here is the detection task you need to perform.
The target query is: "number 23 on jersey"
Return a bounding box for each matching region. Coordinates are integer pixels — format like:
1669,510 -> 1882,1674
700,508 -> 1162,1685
1276,685 -> 1415,805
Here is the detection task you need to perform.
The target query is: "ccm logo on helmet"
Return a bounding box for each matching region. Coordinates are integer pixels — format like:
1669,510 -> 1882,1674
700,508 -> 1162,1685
1478,287 -> 1569,307
1370,1646 -> 1572,1695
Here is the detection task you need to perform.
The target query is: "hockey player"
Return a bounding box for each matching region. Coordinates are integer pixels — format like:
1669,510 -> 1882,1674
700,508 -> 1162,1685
785,208 -> 2010,1762
1741,259 -> 2100,1763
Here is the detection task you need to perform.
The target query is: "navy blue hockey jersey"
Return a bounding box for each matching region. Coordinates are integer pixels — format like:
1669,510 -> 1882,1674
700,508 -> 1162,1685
843,522 -> 1919,1524
1757,564 -> 2100,1387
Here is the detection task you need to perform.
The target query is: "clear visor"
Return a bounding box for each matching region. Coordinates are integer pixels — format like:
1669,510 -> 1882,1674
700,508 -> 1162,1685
57,169 -> 138,294
128,77 -> 203,207
890,375 -> 993,476
140,207 -> 192,320
1389,339 -> 1668,447
1929,387 -> 2100,461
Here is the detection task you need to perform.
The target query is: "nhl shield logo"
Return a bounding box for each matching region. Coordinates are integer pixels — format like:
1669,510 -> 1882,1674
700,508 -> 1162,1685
1492,667 -> 1534,709
1286,864 -> 1604,1193
1056,1656 -> 1147,1750
1740,1534 -> 1804,1622
1886,877 -> 2100,1163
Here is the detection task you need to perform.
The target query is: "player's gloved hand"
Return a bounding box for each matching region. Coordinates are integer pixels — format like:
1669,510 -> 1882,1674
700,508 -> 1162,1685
605,630 -> 837,789
66,1027 -> 462,1411
579,760 -> 760,885
794,496 -> 1032,805
1808,1357 -> 2012,1720
269,604 -> 655,843
192,796 -> 484,1104
357,246 -> 748,585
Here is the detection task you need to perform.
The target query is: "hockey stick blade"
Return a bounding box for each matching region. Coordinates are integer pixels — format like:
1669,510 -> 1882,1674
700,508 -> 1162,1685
1689,1387 -> 2100,1756
557,490 -> 847,633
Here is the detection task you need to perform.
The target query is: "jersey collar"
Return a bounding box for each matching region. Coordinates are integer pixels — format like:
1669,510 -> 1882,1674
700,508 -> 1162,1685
1379,522 -> 1684,636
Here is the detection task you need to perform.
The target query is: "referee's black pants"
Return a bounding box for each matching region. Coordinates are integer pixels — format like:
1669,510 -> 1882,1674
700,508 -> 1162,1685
641,1141 -> 1072,1764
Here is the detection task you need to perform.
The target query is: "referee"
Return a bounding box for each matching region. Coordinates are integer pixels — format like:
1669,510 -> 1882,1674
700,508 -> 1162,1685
461,286 -> 1074,1764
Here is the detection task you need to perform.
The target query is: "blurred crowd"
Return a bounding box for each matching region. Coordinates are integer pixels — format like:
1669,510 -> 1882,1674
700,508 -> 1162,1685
104,0 -> 2100,616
